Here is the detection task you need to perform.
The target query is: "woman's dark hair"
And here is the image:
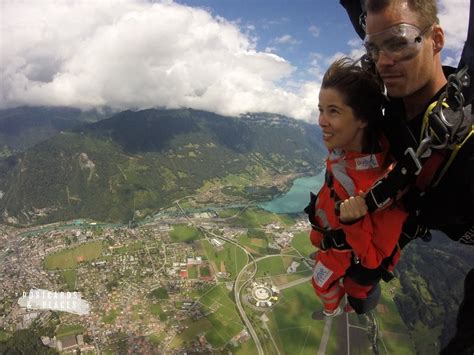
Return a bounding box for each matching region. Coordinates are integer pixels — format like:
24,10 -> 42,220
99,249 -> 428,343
321,57 -> 384,125
321,57 -> 384,152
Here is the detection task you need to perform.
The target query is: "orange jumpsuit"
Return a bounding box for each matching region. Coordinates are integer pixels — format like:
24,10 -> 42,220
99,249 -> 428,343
309,149 -> 407,313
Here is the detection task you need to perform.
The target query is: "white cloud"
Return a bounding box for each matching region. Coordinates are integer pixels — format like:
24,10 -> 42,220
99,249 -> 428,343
442,56 -> 458,67
438,0 -> 469,56
0,0 -> 316,120
437,0 -> 469,65
348,37 -> 363,48
309,25 -> 320,38
273,34 -> 301,45
345,37 -> 365,59
307,52 -> 325,79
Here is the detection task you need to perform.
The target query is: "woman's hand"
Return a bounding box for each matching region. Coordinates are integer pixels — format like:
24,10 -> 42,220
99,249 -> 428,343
339,191 -> 368,223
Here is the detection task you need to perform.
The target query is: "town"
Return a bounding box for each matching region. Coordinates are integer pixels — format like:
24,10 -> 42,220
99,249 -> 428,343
0,207 -> 312,353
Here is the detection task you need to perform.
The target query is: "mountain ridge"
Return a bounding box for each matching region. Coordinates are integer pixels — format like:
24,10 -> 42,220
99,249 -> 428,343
0,108 -> 325,226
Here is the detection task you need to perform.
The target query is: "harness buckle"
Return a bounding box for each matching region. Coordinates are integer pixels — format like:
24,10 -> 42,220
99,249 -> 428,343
404,147 -> 422,175
332,233 -> 346,248
369,180 -> 391,209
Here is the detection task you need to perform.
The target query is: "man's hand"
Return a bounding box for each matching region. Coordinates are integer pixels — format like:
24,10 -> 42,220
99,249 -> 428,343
339,191 -> 368,223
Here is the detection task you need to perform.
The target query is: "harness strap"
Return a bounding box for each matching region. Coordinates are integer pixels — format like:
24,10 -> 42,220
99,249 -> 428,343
304,175 -> 352,251
432,125 -> 474,187
366,102 -> 473,212
420,100 -> 449,145
415,150 -> 446,191
365,155 -> 417,212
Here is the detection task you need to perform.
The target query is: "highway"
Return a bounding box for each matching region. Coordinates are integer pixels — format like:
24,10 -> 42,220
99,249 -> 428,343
234,254 -> 312,355
175,201 -> 266,354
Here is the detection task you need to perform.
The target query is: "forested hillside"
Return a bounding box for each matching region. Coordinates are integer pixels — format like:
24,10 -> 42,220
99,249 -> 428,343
0,108 -> 325,226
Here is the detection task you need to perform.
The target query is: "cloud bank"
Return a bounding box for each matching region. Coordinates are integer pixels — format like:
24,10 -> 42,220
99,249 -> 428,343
1,0 -> 318,120
439,0 -> 470,66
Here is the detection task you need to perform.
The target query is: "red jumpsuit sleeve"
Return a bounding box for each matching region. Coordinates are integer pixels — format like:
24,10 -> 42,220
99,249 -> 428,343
341,207 -> 407,269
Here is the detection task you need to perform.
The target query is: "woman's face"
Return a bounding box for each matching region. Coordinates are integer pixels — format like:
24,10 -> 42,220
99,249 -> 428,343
318,87 -> 367,152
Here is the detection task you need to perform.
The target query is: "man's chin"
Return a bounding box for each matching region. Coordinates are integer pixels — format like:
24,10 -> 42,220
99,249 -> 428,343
385,86 -> 406,98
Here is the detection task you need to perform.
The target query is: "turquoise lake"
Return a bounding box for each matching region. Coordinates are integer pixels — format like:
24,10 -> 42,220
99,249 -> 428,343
259,171 -> 325,214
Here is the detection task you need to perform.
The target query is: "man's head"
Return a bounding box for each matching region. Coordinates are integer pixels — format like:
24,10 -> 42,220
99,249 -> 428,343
365,0 -> 439,28
364,0 -> 446,107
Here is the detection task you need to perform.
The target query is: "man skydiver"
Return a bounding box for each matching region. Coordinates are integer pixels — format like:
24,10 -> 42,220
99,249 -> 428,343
339,0 -> 474,353
347,0 -> 474,245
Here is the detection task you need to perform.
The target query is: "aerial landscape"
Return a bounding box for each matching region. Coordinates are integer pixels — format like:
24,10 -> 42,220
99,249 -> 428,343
0,107 -> 472,354
1,0 -> 473,354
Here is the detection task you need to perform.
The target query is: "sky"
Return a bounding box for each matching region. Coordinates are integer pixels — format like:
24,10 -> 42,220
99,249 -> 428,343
0,0 -> 470,121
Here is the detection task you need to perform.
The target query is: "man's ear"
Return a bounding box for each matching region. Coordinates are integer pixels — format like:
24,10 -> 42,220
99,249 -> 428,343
432,24 -> 445,54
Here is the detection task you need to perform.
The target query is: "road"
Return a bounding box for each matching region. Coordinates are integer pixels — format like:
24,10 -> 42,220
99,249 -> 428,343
278,275 -> 312,290
233,254 -> 312,355
175,201 -> 267,354
234,258 -> 264,354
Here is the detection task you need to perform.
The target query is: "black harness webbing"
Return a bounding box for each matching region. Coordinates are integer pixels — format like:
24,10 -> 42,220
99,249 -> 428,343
457,0 -> 474,104
304,187 -> 352,252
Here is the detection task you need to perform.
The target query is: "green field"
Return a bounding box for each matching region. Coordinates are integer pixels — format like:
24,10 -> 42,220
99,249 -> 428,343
113,241 -> 144,254
0,330 -> 10,342
199,240 -> 248,279
268,281 -> 325,354
255,255 -> 297,277
291,231 -> 315,257
188,265 -> 198,279
196,284 -> 245,347
62,269 -> 77,291
148,332 -> 165,345
378,281 -> 412,333
44,241 -> 102,269
217,208 -> 240,218
345,281 -> 416,355
238,235 -> 269,255
150,303 -> 167,321
234,338 -> 258,354
169,318 -> 214,348
411,322 -> 441,355
201,265 -> 211,277
102,309 -> 118,324
170,224 -> 203,243
149,287 -> 169,300
383,332 -> 416,355
233,208 -> 295,229
55,324 -> 85,338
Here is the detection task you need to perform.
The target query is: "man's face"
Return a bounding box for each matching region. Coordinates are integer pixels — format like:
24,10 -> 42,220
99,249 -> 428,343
365,5 -> 435,98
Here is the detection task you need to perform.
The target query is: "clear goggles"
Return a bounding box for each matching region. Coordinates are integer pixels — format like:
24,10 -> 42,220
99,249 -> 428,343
364,23 -> 432,62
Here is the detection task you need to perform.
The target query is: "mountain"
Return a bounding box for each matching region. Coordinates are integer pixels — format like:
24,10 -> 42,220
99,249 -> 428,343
0,106 -> 112,152
0,108 -> 325,226
394,235 -> 474,353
